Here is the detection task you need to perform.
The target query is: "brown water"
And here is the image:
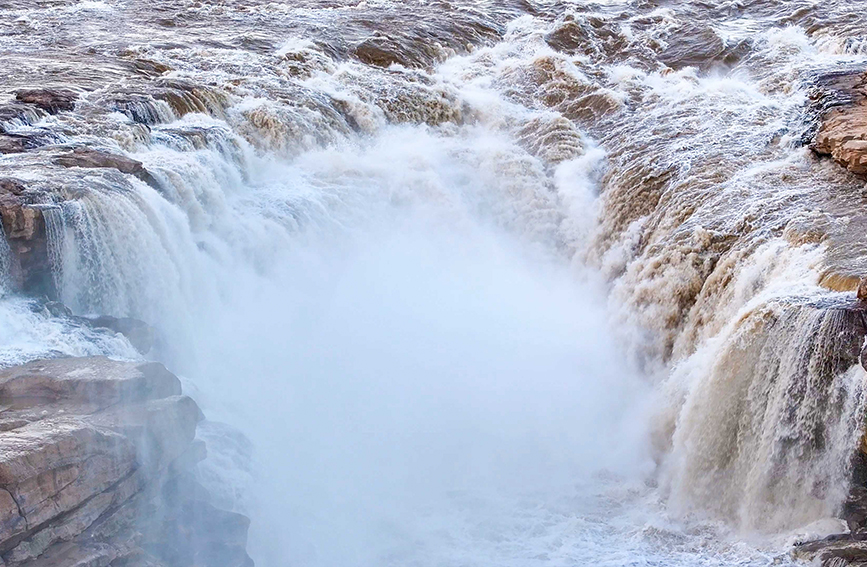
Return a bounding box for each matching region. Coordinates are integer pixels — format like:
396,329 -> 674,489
2,1 -> 867,565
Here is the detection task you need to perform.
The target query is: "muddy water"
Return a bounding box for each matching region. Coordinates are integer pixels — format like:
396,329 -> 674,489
2,1 -> 867,566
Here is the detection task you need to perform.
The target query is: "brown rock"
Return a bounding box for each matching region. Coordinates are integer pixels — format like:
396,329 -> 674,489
0,489 -> 25,545
0,356 -> 251,567
811,71 -> 867,175
54,148 -> 148,179
858,279 -> 867,302
0,136 -> 26,155
0,179 -> 52,297
13,89 -> 77,114
0,357 -> 181,410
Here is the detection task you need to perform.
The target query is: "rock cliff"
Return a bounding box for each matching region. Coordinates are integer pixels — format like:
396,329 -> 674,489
0,356 -> 252,567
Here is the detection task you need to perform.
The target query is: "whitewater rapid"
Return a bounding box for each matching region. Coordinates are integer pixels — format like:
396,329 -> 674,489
4,0 -> 867,565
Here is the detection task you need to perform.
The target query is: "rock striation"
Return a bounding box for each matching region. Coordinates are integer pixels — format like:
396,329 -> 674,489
0,356 -> 252,567
0,178 -> 51,297
812,70 -> 867,175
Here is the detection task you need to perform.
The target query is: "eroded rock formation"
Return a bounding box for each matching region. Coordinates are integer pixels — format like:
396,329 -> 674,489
13,90 -> 78,115
812,71 -> 867,175
0,356 -> 252,567
0,178 -> 51,297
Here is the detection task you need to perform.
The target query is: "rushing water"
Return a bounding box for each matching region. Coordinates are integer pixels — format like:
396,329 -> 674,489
3,0 -> 867,565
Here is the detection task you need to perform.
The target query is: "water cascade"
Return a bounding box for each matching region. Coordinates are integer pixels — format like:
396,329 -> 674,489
1,1 -> 867,566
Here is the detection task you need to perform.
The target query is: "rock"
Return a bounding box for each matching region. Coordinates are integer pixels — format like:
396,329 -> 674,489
13,89 -> 77,114
0,136 -> 26,155
41,301 -> 72,319
861,338 -> 867,374
858,279 -> 867,302
657,24 -> 751,71
0,356 -> 252,567
132,59 -> 171,78
0,104 -> 41,129
0,132 -> 57,154
54,148 -> 150,181
148,475 -> 252,567
353,35 -> 409,68
0,179 -> 52,297
844,485 -> 867,535
87,316 -> 157,354
793,537 -> 867,566
811,70 -> 867,175
150,79 -> 227,119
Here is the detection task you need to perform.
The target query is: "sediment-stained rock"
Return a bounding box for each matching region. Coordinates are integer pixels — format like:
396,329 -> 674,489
0,178 -> 51,297
13,90 -> 78,115
812,71 -> 867,175
0,356 -> 252,567
54,148 -> 151,182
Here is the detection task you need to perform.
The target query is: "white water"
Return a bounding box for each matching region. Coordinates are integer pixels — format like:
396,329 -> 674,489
5,3 -> 867,566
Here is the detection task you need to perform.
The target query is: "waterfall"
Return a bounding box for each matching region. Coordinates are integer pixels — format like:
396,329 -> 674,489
663,297 -> 867,531
4,1 -> 867,566
41,205 -> 67,300
0,226 -> 12,295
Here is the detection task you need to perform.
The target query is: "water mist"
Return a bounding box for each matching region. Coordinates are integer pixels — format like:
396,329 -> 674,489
169,129 -> 653,567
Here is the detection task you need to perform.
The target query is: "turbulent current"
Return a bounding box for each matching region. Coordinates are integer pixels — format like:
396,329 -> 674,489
3,0 -> 867,565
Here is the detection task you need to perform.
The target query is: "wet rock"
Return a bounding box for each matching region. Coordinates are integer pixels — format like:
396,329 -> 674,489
0,136 -> 26,154
41,301 -> 72,318
0,104 -> 40,129
353,35 -> 410,68
793,537 -> 867,566
844,485 -> 867,535
811,71 -> 867,175
657,25 -> 751,71
87,315 -> 157,355
0,356 -> 252,567
151,79 -> 228,119
0,132 -> 55,155
149,475 -> 252,567
13,89 -> 78,114
132,58 -> 172,78
54,147 -> 147,178
0,179 -> 52,297
859,279 -> 867,302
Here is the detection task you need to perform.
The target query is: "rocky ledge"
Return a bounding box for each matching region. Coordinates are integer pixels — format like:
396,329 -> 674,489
811,70 -> 867,174
0,356 -> 252,567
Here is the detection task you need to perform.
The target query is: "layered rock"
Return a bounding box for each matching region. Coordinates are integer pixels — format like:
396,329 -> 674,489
0,151 -> 159,298
0,356 -> 252,567
812,70 -> 867,175
13,90 -> 78,115
0,178 -> 51,297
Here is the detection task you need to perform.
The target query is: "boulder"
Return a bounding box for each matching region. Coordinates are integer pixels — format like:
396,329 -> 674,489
13,90 -> 77,114
0,356 -> 253,567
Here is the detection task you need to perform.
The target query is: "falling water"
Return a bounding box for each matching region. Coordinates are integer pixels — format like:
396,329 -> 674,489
41,204 -> 66,299
3,0 -> 867,566
0,227 -> 12,295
